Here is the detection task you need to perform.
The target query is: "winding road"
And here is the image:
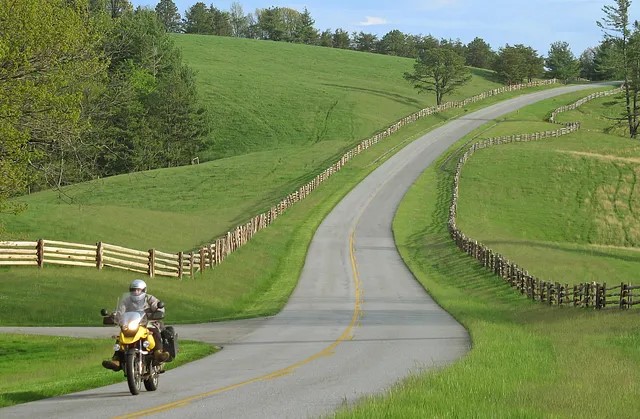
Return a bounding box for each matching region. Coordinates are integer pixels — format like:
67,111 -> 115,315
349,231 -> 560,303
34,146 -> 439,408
0,84 -> 602,419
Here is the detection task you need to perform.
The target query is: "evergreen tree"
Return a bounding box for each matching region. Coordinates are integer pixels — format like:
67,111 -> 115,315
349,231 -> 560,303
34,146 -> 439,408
545,41 -> 580,82
155,0 -> 182,33
598,0 -> 639,138
183,2 -> 211,34
294,7 -> 319,45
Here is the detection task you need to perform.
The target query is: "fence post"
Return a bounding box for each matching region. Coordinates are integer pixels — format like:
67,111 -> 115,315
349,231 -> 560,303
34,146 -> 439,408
208,244 -> 214,268
619,282 -> 626,309
96,241 -> 104,270
177,252 -> 183,280
148,249 -> 155,278
36,239 -> 44,269
190,252 -> 194,277
200,247 -> 206,273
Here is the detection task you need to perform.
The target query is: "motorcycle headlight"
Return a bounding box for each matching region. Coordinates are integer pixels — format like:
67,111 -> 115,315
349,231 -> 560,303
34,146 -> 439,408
124,318 -> 141,331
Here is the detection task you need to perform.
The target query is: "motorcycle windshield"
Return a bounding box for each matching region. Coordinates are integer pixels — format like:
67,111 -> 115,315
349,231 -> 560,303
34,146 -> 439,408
114,292 -> 146,326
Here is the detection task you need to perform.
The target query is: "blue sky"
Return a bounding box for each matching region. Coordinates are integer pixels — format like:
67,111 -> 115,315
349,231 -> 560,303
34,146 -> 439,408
130,0 -> 638,56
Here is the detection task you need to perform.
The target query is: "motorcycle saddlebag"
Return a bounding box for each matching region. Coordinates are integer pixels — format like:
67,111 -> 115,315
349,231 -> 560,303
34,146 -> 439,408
161,326 -> 178,362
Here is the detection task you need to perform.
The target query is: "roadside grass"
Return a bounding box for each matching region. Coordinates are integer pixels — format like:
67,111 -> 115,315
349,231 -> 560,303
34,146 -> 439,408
333,90 -> 640,418
0,334 -> 216,408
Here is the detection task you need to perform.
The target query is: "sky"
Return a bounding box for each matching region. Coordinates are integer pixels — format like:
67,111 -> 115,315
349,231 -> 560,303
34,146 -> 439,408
130,0 -> 640,56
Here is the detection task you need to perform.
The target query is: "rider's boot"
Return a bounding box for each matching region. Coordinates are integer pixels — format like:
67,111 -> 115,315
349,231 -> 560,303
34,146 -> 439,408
102,358 -> 121,371
153,350 -> 170,362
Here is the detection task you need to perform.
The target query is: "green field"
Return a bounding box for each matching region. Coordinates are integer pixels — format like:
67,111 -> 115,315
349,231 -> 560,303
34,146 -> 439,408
1,35 -> 503,251
2,34 -> 639,416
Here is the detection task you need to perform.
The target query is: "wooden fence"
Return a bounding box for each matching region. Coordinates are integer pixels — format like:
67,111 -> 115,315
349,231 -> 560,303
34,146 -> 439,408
447,86 -> 631,308
0,79 -> 558,279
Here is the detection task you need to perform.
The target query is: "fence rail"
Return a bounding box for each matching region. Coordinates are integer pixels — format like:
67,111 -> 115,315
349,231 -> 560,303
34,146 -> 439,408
1,79 -> 558,279
447,86 -> 629,308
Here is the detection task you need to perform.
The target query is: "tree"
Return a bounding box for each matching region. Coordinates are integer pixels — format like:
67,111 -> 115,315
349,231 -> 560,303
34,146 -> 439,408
209,6 -> 232,36
0,0 -> 107,206
465,37 -> 496,69
404,41 -> 471,105
255,7 -> 286,41
155,0 -> 181,33
377,30 -> 408,56
319,29 -> 332,47
229,2 -> 249,37
294,7 -> 318,45
545,41 -> 580,82
183,2 -> 211,34
92,8 -> 210,173
332,28 -> 350,49
353,31 -> 378,53
579,47 -> 598,80
593,39 -> 622,80
598,0 -> 639,138
493,44 -> 543,84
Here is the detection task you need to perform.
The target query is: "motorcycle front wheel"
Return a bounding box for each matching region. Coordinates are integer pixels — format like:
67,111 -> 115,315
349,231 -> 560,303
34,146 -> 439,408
126,352 -> 143,395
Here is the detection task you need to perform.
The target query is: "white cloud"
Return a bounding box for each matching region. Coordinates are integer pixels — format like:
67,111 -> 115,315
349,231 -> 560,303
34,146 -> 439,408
358,16 -> 388,26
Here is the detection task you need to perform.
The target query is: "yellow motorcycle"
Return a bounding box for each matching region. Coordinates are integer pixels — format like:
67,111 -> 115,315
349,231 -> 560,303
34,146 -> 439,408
101,294 -> 177,395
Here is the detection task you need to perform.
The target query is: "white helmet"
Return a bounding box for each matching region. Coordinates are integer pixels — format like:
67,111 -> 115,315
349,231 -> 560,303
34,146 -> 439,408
129,279 -> 147,302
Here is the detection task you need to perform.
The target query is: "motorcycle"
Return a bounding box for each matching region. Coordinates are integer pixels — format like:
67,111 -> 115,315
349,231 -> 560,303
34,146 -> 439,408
101,293 -> 177,395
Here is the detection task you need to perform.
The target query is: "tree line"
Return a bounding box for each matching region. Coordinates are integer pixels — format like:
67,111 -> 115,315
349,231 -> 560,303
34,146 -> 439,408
152,0 -> 621,85
0,0 -> 210,215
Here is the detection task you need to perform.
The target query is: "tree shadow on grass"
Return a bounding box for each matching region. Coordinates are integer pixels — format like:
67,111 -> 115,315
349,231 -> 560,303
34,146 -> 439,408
320,83 -> 423,108
483,239 -> 640,264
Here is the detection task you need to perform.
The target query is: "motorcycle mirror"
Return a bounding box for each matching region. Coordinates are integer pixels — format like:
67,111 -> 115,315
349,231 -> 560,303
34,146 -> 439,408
100,308 -> 109,316
157,301 -> 165,309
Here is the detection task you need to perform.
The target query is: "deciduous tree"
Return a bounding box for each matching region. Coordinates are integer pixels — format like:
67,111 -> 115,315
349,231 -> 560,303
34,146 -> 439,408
404,41 -> 471,105
0,0 -> 106,209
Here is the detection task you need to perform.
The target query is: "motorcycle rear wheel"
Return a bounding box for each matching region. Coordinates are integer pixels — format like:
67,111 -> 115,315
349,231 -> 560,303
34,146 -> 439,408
144,364 -> 159,391
126,352 -> 143,395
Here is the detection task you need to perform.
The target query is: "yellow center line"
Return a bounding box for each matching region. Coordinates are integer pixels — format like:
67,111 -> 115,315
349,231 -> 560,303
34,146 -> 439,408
115,231 -> 363,419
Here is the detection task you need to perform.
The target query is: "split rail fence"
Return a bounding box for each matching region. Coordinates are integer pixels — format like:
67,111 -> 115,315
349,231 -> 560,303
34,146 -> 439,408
447,86 -> 635,308
1,79 -> 558,279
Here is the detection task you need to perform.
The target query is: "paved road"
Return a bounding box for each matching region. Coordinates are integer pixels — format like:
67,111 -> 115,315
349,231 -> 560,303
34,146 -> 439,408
0,84 -> 602,419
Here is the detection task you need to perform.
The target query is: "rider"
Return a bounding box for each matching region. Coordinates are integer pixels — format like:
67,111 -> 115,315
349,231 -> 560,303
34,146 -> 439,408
102,279 -> 170,371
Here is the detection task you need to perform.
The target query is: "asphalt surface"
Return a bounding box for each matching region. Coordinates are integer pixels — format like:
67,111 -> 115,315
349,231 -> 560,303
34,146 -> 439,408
0,84 -> 602,419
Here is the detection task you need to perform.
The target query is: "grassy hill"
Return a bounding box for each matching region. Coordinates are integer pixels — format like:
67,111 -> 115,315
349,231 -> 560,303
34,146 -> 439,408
454,90 -> 640,285
1,35 -> 503,251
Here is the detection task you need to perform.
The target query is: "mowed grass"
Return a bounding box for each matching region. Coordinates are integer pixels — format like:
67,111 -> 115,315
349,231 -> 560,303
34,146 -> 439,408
333,90 -> 640,417
455,90 -> 640,284
1,35 -> 503,251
